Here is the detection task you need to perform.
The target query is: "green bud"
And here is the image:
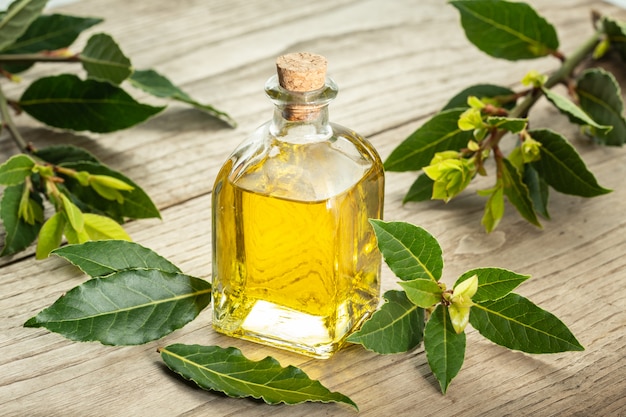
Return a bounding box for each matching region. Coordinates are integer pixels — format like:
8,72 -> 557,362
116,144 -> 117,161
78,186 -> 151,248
448,304 -> 470,334
473,127 -> 488,141
32,164 -> 55,178
521,70 -> 548,88
423,153 -> 475,202
17,185 -> 43,225
74,171 -> 91,187
521,137 -> 542,163
452,274 -> 478,308
467,95 -> 485,110
458,108 -> 485,131
448,274 -> 479,333
89,175 -> 134,191
467,140 -> 480,152
592,37 -> 610,60
91,181 -> 126,204
89,175 -> 134,204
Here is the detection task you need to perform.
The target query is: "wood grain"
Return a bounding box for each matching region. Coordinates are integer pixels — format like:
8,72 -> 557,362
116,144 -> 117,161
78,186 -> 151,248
1,0 -> 625,416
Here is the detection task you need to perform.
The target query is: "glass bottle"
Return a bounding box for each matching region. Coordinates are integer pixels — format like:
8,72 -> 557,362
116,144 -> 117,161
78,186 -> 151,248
211,52 -> 384,359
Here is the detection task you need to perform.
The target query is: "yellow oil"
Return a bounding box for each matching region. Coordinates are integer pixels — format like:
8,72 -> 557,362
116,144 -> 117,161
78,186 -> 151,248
212,130 -> 383,358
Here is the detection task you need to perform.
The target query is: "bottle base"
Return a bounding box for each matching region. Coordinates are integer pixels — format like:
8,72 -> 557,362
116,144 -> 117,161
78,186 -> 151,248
213,299 -> 372,359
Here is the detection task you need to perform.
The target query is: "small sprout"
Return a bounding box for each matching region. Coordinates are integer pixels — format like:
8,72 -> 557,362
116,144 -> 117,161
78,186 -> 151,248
17,182 -> 43,225
521,70 -> 548,88
458,107 -> 485,131
449,274 -> 478,334
423,152 -> 476,202
467,140 -> 481,152
521,135 -> 542,164
592,37 -> 610,60
467,95 -> 485,110
88,175 -> 134,204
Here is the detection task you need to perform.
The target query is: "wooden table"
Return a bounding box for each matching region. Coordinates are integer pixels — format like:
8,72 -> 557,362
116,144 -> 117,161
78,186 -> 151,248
1,0 -> 625,415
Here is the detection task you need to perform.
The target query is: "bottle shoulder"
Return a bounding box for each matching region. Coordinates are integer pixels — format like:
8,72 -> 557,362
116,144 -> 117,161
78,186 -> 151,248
216,122 -> 383,201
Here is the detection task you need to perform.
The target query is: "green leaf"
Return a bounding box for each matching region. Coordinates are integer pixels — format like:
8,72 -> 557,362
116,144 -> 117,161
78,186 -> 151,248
19,74 -> 165,133
441,84 -> 516,111
80,33 -> 132,85
541,87 -> 611,134
402,173 -> 434,203
603,17 -> 626,61
60,193 -> 84,232
470,293 -> 584,353
159,344 -> 357,409
423,304 -> 466,394
530,129 -> 611,197
0,183 -> 41,256
0,13 -> 102,73
576,68 -> 626,146
347,290 -> 425,354
0,154 -> 34,186
399,279 -> 442,308
369,219 -> 443,282
455,267 -> 530,302
0,0 -> 47,51
486,116 -> 527,133
129,69 -> 237,127
52,240 -> 181,278
57,161 -> 160,221
522,164 -> 550,219
33,144 -> 100,165
384,109 -> 473,172
24,269 -> 211,345
63,217 -> 89,244
83,213 -> 131,241
480,185 -> 504,233
35,211 -> 66,259
449,0 -> 559,60
501,158 -> 541,227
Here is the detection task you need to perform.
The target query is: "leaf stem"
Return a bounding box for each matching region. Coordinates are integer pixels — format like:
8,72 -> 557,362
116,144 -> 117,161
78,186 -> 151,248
0,52 -> 80,63
0,81 -> 28,153
510,28 -> 603,118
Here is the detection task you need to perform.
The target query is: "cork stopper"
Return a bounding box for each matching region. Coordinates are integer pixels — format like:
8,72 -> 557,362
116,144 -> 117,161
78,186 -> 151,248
276,52 -> 327,92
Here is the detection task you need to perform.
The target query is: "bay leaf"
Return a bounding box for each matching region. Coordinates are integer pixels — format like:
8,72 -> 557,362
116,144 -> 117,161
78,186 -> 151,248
424,304 -> 466,394
369,219 -> 443,282
33,144 -> 100,165
129,69 -> 236,127
159,344 -> 357,409
454,267 -> 530,302
24,269 -> 211,345
470,293 -> 584,353
399,278 -> 442,308
402,173 -> 434,203
80,33 -> 132,84
52,239 -> 180,278
347,290 -> 424,354
450,0 -> 558,60
0,154 -> 34,186
19,74 -> 165,133
501,158 -> 541,227
576,68 -> 626,146
530,128 -> 611,197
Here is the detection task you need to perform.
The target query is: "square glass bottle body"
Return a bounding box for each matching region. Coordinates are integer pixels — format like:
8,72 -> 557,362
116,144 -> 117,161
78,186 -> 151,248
212,121 -> 384,358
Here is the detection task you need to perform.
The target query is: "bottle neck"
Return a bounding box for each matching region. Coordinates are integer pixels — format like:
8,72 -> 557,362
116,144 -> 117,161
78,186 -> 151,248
265,75 -> 338,141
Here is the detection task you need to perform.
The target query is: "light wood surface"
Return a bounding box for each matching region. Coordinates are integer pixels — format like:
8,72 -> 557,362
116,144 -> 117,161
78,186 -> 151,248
1,0 -> 625,416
